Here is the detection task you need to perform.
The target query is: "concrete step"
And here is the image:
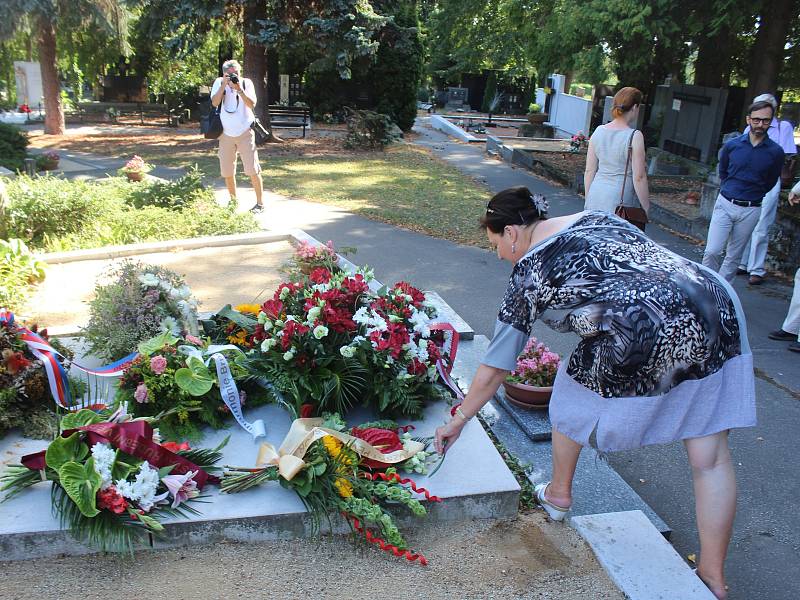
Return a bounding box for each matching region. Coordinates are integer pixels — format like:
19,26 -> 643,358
572,511 -> 714,599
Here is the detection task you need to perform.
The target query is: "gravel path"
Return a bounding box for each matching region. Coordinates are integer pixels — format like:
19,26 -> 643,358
0,512 -> 622,600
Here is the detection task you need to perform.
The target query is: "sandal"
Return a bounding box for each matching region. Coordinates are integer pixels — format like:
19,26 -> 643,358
534,482 -> 571,522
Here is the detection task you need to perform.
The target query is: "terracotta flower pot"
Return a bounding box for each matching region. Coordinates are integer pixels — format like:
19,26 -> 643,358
527,112 -> 549,125
503,380 -> 553,409
40,160 -> 59,171
125,171 -> 145,182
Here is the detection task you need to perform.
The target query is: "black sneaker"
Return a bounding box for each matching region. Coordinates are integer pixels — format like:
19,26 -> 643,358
768,329 -> 797,341
789,341 -> 800,353
736,268 -> 748,276
249,203 -> 264,214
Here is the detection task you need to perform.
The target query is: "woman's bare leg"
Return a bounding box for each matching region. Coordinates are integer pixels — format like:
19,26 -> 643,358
684,431 -> 736,599
546,428 -> 582,507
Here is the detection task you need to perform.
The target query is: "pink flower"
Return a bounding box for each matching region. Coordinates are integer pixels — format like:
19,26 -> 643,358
150,355 -> 167,375
134,383 -> 149,403
161,470 -> 199,508
185,334 -> 203,346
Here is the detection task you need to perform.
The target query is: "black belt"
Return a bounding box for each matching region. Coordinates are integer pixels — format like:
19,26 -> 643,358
721,194 -> 761,208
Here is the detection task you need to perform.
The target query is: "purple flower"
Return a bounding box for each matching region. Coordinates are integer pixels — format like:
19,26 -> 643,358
134,383 -> 149,403
161,470 -> 199,508
150,355 -> 167,375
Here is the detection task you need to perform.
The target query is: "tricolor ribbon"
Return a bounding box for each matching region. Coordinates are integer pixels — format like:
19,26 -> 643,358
428,322 -> 463,401
1,309 -> 135,410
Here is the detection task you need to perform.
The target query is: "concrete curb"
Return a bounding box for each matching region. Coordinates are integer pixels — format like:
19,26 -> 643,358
39,231 -> 293,264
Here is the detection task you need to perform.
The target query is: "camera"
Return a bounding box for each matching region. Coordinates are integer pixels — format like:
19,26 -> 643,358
228,74 -> 239,85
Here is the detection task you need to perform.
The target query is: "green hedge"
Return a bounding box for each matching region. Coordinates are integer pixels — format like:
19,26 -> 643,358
0,123 -> 29,172
2,174 -> 260,253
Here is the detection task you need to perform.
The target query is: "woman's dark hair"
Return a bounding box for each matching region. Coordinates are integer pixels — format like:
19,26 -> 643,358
479,186 -> 547,234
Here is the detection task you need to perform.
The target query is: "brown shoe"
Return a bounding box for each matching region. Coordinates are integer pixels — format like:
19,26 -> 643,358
748,274 -> 764,285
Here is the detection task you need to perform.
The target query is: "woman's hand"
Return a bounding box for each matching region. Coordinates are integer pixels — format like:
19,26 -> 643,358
434,418 -> 466,454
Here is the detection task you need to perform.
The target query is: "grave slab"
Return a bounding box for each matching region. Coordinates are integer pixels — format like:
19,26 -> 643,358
572,511 -> 714,599
495,387 -> 552,441
0,340 -> 519,560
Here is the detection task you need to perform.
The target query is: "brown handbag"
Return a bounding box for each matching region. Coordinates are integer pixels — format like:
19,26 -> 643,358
614,129 -> 648,232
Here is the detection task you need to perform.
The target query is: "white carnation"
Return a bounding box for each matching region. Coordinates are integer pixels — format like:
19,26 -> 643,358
339,346 -> 356,358
115,461 -> 167,512
91,443 -> 116,490
261,338 -> 277,351
313,325 -> 329,339
283,350 -> 295,361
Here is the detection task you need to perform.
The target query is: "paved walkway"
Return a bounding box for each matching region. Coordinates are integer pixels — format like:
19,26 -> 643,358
20,122 -> 800,599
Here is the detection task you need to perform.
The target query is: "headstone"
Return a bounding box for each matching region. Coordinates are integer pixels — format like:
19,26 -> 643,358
445,87 -> 468,111
279,74 -> 290,103
657,83 -> 728,163
13,61 -> 43,107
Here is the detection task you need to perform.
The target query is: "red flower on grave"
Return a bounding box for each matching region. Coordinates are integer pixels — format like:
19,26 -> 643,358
309,267 -> 332,284
97,486 -> 129,514
161,441 -> 191,453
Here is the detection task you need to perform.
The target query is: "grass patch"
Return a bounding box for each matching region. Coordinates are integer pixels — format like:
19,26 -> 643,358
262,145 -> 490,247
30,130 -> 492,248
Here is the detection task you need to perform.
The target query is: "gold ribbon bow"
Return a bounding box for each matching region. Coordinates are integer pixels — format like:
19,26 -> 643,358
255,418 -> 424,481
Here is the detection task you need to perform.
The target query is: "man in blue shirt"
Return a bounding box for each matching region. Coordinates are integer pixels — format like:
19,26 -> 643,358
702,100 -> 785,282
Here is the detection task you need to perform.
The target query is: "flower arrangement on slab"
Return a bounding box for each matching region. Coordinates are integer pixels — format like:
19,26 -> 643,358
239,267 -> 452,419
569,131 -> 587,153
0,408 -> 226,552
119,155 -> 153,181
0,314 -> 79,438
81,261 -> 199,362
222,412 -> 439,564
116,330 -> 270,441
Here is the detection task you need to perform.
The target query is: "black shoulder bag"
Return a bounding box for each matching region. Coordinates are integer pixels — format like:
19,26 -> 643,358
201,81 -> 224,139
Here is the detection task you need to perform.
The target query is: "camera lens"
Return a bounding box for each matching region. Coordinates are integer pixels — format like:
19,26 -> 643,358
229,75 -> 239,84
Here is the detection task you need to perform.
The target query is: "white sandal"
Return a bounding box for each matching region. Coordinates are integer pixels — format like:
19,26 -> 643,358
534,482 -> 571,522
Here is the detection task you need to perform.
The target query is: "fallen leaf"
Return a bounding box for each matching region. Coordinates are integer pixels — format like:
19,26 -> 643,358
687,554 -> 696,564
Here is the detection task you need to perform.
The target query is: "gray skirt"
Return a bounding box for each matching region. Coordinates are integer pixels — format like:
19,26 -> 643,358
550,266 -> 757,453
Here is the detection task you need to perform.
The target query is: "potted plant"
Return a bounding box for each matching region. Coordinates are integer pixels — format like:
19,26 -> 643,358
503,337 -> 561,409
527,103 -> 548,125
35,151 -> 60,171
119,155 -> 153,182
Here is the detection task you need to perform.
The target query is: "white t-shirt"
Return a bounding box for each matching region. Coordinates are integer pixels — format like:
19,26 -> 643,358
210,77 -> 257,137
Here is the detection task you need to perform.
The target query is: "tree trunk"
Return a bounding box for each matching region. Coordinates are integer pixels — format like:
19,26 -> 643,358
38,15 -> 64,136
694,24 -> 733,87
243,0 -> 280,141
266,48 -> 280,105
745,0 -> 796,103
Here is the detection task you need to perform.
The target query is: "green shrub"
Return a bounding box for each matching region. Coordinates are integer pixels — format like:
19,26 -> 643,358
3,175 -> 259,252
3,175 -> 107,247
0,238 -> 46,311
0,123 -> 29,172
128,166 -> 207,210
344,109 -> 403,150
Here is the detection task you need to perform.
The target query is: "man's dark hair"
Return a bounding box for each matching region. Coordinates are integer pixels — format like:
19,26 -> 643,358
747,100 -> 774,117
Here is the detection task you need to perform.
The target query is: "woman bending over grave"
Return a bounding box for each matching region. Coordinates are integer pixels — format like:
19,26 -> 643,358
435,186 -> 755,600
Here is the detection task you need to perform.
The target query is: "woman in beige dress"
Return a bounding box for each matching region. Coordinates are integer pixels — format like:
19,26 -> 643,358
584,87 -> 650,216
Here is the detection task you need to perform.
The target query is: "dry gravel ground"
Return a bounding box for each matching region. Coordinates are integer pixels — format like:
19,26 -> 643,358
0,512 -> 622,600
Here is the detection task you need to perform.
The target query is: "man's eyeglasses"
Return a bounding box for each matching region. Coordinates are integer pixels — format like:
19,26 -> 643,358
748,117 -> 772,125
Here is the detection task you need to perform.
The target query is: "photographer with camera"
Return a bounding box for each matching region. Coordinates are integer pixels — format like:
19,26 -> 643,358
210,59 -> 264,213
